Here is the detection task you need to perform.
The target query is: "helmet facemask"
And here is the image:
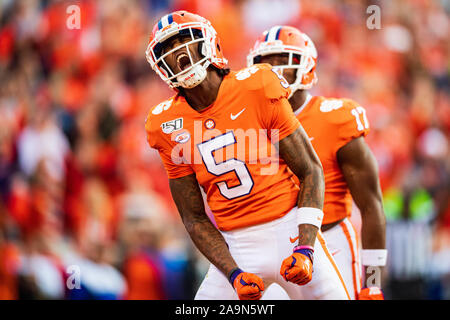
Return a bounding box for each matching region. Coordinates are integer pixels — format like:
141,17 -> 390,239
146,23 -> 218,89
269,52 -> 317,98
247,38 -> 318,98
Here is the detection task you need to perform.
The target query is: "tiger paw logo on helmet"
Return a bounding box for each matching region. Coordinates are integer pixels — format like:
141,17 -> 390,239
247,25 -> 318,98
145,11 -> 228,90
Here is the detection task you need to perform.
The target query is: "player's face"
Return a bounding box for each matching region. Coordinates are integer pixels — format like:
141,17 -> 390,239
161,35 -> 201,75
259,54 -> 297,85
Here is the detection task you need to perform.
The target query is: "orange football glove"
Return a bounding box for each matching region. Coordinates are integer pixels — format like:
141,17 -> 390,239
358,287 -> 384,300
280,248 -> 314,286
229,269 -> 264,300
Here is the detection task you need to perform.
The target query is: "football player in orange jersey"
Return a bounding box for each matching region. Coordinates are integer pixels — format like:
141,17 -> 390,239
145,11 -> 349,300
247,26 -> 387,300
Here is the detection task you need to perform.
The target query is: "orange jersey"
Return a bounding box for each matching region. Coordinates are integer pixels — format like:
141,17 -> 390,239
145,64 -> 301,231
295,95 -> 370,225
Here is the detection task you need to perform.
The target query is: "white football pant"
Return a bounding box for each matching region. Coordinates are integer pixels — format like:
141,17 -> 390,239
195,207 -> 350,300
322,218 -> 362,299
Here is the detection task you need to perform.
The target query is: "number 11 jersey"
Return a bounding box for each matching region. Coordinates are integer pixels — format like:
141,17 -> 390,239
145,64 -> 301,231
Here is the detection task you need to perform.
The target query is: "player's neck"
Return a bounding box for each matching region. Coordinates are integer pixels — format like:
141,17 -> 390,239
288,90 -> 308,114
182,70 -> 223,112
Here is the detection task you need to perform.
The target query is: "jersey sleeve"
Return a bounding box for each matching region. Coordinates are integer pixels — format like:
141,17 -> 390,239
332,99 -> 370,154
145,111 -> 195,179
266,97 -> 301,141
157,147 -> 195,179
145,113 -> 158,150
260,64 -> 292,101
253,64 -> 300,141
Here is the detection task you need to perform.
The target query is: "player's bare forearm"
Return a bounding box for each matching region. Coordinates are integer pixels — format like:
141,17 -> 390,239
360,202 -> 385,250
169,174 -> 238,277
337,137 -> 386,276
296,224 -> 319,247
278,125 -> 325,246
186,218 -> 239,276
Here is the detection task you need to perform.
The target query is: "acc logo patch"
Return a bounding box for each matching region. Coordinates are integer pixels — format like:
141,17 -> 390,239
161,118 -> 183,134
174,131 -> 190,144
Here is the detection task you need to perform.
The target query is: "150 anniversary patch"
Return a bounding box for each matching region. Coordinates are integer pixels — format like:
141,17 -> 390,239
161,118 -> 183,134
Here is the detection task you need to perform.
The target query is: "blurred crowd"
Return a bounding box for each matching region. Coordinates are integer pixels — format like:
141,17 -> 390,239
0,0 -> 448,300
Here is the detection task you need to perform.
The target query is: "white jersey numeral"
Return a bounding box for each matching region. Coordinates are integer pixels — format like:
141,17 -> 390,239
351,106 -> 369,131
197,131 -> 254,200
271,68 -> 290,89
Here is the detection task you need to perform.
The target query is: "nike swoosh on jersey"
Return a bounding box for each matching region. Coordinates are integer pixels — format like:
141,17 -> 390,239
230,108 -> 246,120
289,236 -> 299,243
309,137 -> 314,141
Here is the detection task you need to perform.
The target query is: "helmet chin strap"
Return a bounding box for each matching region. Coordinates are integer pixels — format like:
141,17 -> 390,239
176,60 -> 210,89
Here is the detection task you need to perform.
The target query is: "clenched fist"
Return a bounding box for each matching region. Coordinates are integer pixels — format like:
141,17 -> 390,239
230,269 -> 265,300
280,248 -> 314,285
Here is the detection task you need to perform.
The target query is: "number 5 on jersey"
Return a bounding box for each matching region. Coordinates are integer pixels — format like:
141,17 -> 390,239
197,132 -> 254,200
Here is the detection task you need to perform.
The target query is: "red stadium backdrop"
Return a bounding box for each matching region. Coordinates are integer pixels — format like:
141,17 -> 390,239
0,0 -> 448,300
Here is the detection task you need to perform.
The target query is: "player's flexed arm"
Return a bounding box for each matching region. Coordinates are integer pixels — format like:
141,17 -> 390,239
279,124 -> 325,236
169,174 -> 265,300
249,65 -> 325,286
278,123 -> 325,286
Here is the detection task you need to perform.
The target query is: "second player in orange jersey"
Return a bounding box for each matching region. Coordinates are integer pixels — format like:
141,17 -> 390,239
248,25 -> 387,300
